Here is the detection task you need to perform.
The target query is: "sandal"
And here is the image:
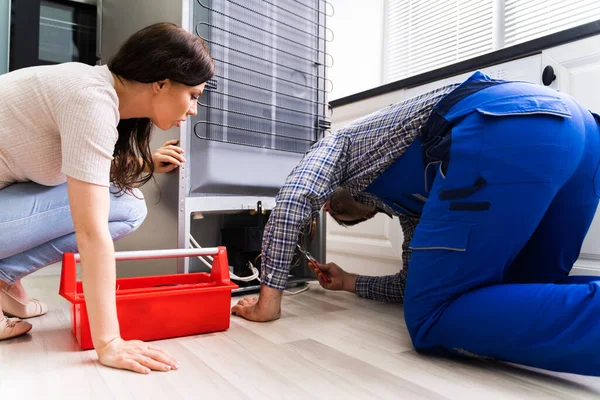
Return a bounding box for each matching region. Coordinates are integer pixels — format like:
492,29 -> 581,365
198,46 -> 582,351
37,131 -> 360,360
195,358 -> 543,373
0,316 -> 32,341
1,289 -> 48,319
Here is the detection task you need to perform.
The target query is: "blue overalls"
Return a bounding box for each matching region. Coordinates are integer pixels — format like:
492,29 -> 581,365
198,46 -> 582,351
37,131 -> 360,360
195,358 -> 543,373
365,71 -> 600,376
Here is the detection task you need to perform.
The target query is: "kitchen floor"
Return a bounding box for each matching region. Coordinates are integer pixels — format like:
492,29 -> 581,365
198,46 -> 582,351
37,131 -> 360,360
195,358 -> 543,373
1,276 -> 600,400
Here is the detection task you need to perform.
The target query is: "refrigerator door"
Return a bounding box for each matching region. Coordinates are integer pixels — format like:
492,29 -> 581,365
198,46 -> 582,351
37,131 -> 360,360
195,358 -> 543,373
189,0 -> 330,197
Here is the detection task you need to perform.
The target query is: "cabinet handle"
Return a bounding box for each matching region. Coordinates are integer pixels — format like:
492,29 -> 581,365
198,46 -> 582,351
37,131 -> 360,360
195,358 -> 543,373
542,65 -> 556,86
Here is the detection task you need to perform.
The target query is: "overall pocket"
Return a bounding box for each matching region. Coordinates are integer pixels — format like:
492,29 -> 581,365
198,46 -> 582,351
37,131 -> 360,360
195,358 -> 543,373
409,219 -> 473,252
476,108 -> 571,186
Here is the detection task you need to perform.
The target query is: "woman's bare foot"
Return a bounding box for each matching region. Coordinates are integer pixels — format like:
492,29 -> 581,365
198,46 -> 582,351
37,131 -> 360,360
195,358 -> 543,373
3,280 -> 29,303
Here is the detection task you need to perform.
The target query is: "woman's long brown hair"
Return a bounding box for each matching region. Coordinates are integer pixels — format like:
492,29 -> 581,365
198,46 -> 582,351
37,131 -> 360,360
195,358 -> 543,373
107,22 -> 214,193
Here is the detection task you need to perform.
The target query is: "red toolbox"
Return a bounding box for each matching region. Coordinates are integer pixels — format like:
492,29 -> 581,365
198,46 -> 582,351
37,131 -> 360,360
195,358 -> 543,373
59,247 -> 238,350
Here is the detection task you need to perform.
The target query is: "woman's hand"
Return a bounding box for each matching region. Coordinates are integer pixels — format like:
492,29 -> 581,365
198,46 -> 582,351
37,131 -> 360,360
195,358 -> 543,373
96,337 -> 180,374
312,262 -> 358,293
152,139 -> 186,173
66,177 -> 178,375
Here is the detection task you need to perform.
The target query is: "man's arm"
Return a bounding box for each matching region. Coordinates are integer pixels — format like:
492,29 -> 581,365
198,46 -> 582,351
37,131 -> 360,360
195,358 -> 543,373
232,133 -> 350,321
354,271 -> 408,303
353,215 -> 419,303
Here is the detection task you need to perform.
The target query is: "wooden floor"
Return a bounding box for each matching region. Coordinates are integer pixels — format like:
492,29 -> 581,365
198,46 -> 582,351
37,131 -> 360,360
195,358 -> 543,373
2,276 -> 600,399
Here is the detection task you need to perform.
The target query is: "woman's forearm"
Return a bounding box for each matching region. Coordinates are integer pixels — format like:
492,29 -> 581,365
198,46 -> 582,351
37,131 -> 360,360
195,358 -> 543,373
77,230 -> 120,349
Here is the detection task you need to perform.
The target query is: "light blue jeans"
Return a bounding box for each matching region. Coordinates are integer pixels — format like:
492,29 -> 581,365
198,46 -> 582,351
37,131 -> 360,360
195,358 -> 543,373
0,182 -> 147,284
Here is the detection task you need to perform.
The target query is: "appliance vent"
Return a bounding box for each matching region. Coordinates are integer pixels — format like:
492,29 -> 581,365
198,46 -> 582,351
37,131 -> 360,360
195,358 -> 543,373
193,0 -> 332,154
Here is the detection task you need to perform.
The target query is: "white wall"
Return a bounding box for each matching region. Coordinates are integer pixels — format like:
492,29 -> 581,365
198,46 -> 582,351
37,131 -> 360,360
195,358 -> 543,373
327,0 -> 385,101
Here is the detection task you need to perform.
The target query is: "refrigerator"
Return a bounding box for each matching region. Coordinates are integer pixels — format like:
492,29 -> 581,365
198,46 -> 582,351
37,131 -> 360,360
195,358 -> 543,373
101,0 -> 331,294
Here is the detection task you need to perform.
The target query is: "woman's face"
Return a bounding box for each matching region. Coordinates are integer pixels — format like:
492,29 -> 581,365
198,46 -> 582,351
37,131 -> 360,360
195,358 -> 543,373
151,79 -> 205,130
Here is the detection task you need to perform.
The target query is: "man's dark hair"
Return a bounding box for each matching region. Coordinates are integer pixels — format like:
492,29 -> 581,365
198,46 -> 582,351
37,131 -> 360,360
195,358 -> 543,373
328,187 -> 369,227
330,215 -> 369,227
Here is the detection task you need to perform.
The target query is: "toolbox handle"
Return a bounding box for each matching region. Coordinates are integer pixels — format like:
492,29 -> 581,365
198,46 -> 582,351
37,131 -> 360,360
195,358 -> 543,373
59,247 -> 232,303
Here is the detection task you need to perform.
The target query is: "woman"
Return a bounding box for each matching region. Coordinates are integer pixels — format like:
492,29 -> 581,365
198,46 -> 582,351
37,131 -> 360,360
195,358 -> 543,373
0,22 -> 214,374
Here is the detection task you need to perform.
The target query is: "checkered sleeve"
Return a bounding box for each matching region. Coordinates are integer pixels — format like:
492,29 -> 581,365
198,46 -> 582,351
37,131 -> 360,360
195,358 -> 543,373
354,215 -> 419,303
260,134 -> 349,290
260,81 -> 457,294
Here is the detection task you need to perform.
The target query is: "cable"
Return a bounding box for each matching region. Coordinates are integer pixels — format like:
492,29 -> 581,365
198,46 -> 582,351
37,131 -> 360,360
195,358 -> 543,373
189,234 -> 259,282
245,253 -> 309,295
189,234 -> 310,295
195,249 -> 214,270
283,283 -> 310,296
190,235 -> 214,261
244,269 -> 308,295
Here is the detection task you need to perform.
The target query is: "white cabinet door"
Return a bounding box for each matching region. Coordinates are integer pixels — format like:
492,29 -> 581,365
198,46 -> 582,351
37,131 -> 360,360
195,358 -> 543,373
542,35 -> 600,268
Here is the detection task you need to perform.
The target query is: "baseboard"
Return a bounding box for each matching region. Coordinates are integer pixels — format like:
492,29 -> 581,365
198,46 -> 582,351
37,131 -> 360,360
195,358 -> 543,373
572,258 -> 600,276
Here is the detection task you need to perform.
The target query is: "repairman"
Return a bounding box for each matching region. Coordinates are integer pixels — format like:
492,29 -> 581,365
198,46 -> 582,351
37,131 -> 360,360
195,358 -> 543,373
232,70 -> 600,376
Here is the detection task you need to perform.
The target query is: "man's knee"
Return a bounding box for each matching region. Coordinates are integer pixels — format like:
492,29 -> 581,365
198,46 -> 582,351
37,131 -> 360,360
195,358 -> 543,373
404,298 -> 426,349
403,294 -> 448,352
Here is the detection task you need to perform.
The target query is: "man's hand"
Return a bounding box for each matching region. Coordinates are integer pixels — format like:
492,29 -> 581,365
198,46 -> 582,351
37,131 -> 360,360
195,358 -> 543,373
151,139 -> 186,173
231,285 -> 283,322
313,262 -> 358,293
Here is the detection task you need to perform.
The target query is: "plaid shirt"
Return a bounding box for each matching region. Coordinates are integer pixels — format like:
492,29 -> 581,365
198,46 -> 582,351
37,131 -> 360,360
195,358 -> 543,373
260,83 -> 460,303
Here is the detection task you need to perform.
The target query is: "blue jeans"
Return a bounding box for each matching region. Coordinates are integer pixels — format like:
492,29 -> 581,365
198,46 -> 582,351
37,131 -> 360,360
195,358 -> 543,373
0,182 -> 147,284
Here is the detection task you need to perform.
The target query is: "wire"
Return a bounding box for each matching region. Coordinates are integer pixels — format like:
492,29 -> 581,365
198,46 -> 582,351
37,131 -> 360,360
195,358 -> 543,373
283,283 -> 310,296
195,250 -> 214,270
189,234 -> 310,295
251,243 -> 309,295
242,268 -> 309,295
190,235 -> 214,261
189,234 -> 259,282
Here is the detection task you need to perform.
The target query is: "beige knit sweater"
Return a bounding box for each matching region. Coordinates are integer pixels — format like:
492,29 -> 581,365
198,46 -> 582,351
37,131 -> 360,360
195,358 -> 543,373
0,62 -> 120,189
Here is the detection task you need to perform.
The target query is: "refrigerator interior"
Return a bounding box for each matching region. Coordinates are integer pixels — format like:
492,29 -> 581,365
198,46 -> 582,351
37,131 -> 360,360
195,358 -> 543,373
187,207 -> 319,294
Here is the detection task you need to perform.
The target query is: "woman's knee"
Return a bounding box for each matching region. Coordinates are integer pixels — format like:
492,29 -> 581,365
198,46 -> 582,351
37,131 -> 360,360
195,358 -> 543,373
109,187 -> 148,231
129,188 -> 147,229
124,188 -> 147,229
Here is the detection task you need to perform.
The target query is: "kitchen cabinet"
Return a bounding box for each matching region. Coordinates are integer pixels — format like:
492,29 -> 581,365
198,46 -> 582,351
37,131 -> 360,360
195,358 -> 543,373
541,35 -> 600,272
